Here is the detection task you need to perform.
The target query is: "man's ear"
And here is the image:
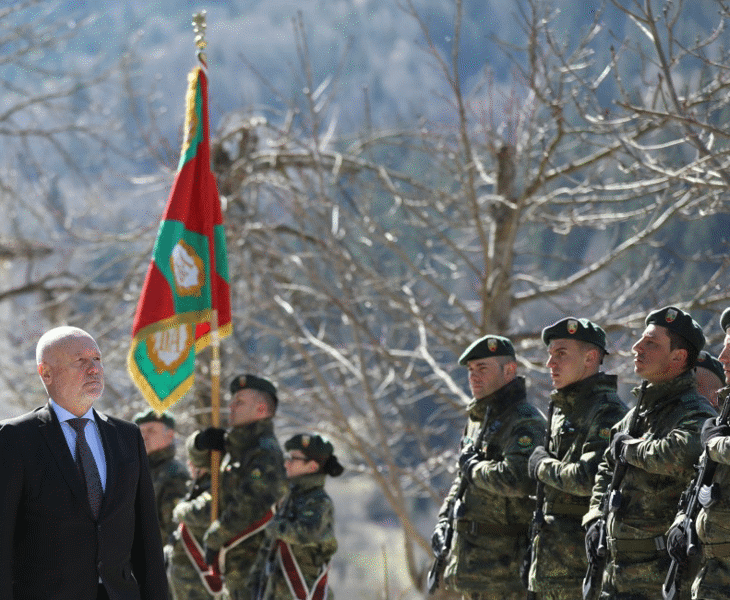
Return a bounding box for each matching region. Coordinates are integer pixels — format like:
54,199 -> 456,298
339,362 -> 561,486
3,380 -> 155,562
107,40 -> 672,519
38,362 -> 52,385
670,348 -> 689,369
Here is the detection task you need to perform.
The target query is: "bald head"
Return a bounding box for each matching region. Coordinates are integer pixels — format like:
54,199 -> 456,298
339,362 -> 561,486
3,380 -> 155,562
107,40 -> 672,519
36,326 -> 104,416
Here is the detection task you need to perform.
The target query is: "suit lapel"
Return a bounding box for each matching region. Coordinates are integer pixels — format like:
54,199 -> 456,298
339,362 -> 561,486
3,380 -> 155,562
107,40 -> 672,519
95,409 -> 119,515
37,402 -> 90,511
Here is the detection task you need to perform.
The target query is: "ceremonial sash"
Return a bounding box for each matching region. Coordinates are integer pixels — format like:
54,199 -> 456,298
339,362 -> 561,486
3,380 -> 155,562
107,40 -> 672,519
179,508 -> 274,597
178,523 -> 225,597
276,540 -> 330,600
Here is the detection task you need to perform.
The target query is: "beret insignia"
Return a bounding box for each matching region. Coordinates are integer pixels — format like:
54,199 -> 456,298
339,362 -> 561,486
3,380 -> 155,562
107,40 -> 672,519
665,308 -> 677,323
567,319 -> 578,334
488,338 -> 498,352
302,435 -> 310,448
518,435 -> 533,448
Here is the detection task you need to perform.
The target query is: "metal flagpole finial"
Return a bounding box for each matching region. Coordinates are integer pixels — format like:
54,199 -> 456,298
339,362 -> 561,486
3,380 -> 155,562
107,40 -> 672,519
192,11 -> 207,63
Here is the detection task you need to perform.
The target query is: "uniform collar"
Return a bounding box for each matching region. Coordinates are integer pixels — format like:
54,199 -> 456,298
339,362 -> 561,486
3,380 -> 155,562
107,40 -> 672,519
468,376 -> 526,420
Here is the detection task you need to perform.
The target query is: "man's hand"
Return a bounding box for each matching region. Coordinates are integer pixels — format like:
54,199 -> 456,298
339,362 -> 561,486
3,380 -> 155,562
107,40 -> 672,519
431,521 -> 449,557
458,448 -> 482,483
195,427 -> 226,452
584,520 -> 602,561
666,522 -> 689,564
701,417 -> 730,447
528,446 -> 551,480
610,432 -> 632,463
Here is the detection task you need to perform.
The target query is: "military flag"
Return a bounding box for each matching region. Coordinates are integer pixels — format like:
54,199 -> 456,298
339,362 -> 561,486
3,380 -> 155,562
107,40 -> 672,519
128,61 -> 231,413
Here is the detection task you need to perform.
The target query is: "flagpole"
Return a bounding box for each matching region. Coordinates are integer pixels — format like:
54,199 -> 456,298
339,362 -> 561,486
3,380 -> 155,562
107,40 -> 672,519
192,9 -> 221,524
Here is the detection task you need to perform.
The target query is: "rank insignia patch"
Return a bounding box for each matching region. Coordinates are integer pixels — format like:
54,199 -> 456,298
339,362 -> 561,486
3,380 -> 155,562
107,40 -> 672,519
518,435 -> 533,448
599,427 -> 611,440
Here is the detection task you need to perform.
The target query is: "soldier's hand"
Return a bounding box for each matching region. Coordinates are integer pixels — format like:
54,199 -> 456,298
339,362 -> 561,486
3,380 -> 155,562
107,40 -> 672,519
667,522 -> 689,564
458,448 -> 482,483
431,521 -> 449,557
528,445 -> 551,480
195,427 -> 227,452
610,432 -> 632,463
584,520 -> 602,561
701,417 -> 730,447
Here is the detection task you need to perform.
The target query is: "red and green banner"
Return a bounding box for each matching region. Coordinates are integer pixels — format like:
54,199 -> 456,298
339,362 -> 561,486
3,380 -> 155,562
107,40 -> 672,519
128,65 -> 232,413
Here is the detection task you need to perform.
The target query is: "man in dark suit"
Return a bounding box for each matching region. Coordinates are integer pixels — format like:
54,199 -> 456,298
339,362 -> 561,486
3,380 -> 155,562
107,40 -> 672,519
0,326 -> 170,600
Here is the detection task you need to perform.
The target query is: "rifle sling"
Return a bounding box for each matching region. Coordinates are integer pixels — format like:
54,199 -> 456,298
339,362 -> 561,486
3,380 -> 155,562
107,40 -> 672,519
546,501 -> 590,518
456,519 -> 528,537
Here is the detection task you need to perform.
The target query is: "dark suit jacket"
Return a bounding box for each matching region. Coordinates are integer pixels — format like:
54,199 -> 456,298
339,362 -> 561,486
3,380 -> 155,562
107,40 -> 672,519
0,403 -> 170,600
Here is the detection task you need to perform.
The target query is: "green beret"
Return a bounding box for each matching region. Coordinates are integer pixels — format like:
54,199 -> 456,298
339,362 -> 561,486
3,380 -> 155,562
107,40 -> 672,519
697,351 -> 726,384
185,432 -> 210,468
541,317 -> 608,352
458,335 -> 515,365
229,373 -> 278,407
285,433 -> 334,462
721,308 -> 730,333
645,306 -> 705,352
132,407 -> 175,429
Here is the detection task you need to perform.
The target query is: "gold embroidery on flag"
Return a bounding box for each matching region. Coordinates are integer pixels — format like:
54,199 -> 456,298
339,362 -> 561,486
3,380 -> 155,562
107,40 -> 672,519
171,239 -> 205,297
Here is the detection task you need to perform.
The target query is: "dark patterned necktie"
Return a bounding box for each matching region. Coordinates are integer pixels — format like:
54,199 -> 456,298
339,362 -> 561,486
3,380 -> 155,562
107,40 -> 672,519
67,417 -> 103,519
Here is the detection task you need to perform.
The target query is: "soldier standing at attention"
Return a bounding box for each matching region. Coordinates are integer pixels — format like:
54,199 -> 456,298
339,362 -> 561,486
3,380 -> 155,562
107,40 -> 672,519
166,433 -> 215,600
249,433 -> 343,600
666,307 -> 730,599
431,335 -> 546,600
583,306 -> 716,599
134,408 -> 190,544
695,350 -> 726,410
526,318 -> 628,599
190,374 -> 288,600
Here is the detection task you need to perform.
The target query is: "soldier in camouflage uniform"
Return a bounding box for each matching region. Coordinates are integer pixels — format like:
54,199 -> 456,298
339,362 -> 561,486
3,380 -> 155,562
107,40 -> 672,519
583,306 -> 717,600
191,374 -> 288,600
167,433 -> 215,600
134,408 -> 190,543
695,350 -> 726,410
431,335 -> 546,600
249,433 -> 343,600
526,318 -> 628,599
666,307 -> 730,599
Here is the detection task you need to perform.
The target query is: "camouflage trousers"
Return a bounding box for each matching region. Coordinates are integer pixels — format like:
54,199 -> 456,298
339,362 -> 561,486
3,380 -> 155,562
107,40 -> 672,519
527,515 -> 586,599
444,529 -> 528,598
691,556 -> 730,600
599,551 -> 693,600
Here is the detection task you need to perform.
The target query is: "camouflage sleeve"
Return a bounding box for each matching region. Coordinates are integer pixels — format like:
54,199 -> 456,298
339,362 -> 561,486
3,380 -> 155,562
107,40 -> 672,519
157,471 -> 190,539
173,490 -> 212,532
470,416 -> 545,497
538,402 -> 625,497
622,413 -> 707,479
246,524 -> 277,597
706,435 -> 730,465
584,410 -> 632,525
274,494 -> 337,550
437,467 -> 463,521
204,444 -> 287,550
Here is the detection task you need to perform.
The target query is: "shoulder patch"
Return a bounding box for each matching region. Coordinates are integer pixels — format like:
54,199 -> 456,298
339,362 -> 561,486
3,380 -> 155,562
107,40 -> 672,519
251,468 -> 262,479
599,427 -> 611,441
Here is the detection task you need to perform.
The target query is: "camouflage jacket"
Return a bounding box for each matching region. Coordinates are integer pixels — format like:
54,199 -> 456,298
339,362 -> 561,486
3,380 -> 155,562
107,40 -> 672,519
249,473 -> 337,599
439,376 -> 546,527
584,371 -> 716,540
697,388 -> 730,546
189,419 -> 287,563
536,373 -> 628,512
148,444 -> 190,543
170,473 -> 212,560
